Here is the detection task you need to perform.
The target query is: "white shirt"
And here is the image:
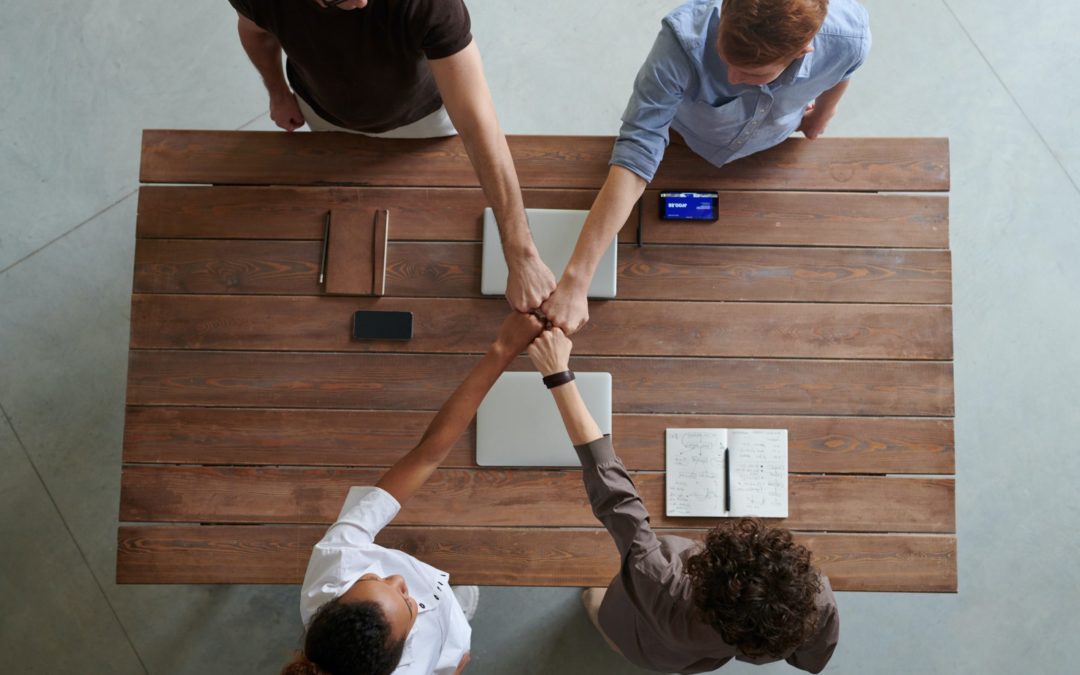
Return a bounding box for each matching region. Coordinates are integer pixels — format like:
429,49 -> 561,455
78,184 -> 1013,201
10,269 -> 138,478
300,486 -> 472,675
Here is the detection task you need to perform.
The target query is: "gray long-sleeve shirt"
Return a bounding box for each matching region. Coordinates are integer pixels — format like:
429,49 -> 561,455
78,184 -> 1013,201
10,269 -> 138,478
573,435 -> 839,674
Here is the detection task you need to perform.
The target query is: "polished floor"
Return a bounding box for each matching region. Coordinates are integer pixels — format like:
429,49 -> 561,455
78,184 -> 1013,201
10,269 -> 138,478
1,1 -> 1078,673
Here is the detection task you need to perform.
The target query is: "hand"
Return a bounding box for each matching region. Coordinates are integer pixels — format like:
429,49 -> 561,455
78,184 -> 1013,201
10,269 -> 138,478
527,328 -> 573,376
540,283 -> 589,335
269,90 -> 305,132
505,251 -> 556,313
494,311 -> 544,357
797,101 -> 834,140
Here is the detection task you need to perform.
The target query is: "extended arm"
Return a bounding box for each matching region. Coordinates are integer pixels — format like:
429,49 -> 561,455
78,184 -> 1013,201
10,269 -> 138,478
430,42 -> 556,312
234,13 -> 304,131
541,26 -> 692,333
540,166 -> 646,333
527,330 -> 660,562
376,312 -> 543,504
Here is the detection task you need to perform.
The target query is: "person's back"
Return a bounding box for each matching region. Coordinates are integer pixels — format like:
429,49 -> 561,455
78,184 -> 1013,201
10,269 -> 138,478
526,329 -> 839,674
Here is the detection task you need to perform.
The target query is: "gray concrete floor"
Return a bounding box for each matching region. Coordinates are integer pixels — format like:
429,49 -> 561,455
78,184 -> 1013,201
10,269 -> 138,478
1,1 -> 1077,673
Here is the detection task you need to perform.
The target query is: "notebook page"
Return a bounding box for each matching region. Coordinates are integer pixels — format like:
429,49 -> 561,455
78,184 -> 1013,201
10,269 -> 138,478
729,429 -> 788,518
666,428 -> 728,517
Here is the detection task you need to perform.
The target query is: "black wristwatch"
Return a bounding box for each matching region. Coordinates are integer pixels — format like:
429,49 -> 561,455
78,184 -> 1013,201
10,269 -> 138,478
542,370 -> 576,389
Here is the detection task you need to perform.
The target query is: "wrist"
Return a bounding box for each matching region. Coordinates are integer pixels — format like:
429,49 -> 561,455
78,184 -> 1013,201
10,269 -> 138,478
559,268 -> 589,292
267,84 -> 292,101
542,370 -> 575,389
540,363 -> 571,377
503,238 -> 539,266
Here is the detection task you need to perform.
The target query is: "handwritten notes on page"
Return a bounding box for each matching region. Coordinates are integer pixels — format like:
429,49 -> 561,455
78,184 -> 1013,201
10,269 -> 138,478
665,428 -> 788,518
666,429 -> 728,517
729,428 -> 788,518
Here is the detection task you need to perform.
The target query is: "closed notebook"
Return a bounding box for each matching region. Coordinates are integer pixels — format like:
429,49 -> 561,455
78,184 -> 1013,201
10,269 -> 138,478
665,428 -> 788,518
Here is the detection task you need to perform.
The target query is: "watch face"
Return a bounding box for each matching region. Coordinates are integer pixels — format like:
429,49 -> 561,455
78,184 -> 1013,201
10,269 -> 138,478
659,191 -> 719,221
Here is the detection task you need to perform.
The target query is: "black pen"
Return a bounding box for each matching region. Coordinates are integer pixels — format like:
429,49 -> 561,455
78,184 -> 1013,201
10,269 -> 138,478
318,210 -> 331,285
723,447 -> 731,514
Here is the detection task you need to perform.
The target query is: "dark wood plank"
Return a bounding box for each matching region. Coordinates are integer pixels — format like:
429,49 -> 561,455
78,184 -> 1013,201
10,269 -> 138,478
141,131 -> 949,191
615,414 -> 954,474
133,241 -> 952,304
117,526 -> 957,592
640,191 -> 949,248
124,408 -> 954,474
120,466 -> 955,532
616,246 -> 951,304
126,351 -> 954,416
136,185 -> 946,249
133,239 -> 323,295
136,186 -> 638,243
130,295 -> 953,360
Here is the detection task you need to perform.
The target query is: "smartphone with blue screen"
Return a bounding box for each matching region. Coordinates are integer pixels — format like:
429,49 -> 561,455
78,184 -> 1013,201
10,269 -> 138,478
658,191 -> 719,221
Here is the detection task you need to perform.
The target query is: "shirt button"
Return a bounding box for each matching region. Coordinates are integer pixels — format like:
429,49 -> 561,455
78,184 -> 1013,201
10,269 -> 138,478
419,603 -> 426,609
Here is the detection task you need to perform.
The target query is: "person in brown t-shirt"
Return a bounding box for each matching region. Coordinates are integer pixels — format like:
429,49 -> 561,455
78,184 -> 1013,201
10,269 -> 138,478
524,328 -> 841,675
228,0 -> 556,313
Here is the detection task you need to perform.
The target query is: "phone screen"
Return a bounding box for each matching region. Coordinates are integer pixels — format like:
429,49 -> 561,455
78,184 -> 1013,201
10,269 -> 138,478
353,311 -> 413,341
659,191 -> 719,221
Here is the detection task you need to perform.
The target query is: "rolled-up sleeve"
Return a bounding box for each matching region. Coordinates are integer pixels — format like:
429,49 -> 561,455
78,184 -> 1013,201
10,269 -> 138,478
573,435 -> 661,565
610,26 -> 697,183
299,486 -> 401,625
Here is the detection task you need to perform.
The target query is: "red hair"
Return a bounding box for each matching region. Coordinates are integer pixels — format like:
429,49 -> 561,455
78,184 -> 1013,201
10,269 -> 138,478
719,0 -> 828,67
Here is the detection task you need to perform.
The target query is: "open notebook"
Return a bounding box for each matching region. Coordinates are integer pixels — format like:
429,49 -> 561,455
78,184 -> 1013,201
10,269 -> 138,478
665,428 -> 788,518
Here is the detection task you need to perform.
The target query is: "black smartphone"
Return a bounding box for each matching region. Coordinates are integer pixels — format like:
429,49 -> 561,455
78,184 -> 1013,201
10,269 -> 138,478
352,311 -> 413,341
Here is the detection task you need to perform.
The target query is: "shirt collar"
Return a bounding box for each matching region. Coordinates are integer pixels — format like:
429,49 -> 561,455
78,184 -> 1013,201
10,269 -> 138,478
778,50 -> 814,86
396,569 -> 451,668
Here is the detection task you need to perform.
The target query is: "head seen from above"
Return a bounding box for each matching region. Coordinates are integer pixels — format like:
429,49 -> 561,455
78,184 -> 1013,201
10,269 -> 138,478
686,519 -> 823,658
717,0 -> 827,85
282,573 -> 417,675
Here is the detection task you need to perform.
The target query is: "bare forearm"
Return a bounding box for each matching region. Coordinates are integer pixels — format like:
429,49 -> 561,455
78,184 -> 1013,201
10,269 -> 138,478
415,342 -> 516,458
562,165 -> 646,290
457,113 -> 531,255
432,43 -> 533,257
237,19 -> 289,96
813,79 -> 850,115
549,382 -> 603,446
375,342 -> 514,501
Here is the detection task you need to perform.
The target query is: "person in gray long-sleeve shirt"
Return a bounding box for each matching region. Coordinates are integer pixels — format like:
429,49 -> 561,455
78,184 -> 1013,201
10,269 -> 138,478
526,328 -> 840,674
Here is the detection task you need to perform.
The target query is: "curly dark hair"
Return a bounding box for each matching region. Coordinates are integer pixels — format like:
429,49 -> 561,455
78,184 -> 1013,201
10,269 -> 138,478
281,599 -> 406,675
685,519 -> 822,658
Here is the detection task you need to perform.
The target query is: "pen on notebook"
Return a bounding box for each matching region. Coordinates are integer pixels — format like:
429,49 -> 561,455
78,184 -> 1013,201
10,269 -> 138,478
319,210 -> 331,285
724,446 -> 730,514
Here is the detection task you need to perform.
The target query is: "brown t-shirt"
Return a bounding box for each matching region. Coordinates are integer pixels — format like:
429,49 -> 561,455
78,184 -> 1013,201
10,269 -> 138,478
229,0 -> 472,132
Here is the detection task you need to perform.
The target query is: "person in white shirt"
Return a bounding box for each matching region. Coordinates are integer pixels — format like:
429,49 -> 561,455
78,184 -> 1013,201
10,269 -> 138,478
281,311 -> 545,675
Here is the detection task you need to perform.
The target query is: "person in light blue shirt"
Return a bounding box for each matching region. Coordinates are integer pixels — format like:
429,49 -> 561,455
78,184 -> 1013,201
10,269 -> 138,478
541,0 -> 871,336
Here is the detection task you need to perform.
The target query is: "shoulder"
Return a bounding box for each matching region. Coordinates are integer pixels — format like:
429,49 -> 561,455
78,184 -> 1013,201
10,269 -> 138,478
392,0 -> 469,23
816,0 -> 871,42
811,0 -> 871,70
661,0 -> 720,56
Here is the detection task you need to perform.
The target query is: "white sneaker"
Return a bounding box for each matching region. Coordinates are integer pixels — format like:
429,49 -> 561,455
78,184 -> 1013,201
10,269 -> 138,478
452,585 -> 480,621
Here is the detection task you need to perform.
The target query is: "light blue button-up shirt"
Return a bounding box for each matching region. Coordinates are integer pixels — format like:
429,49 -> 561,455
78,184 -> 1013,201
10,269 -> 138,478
611,0 -> 871,182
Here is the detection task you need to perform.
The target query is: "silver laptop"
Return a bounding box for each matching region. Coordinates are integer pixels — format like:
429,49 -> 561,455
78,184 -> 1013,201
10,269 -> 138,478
476,372 -> 613,466
480,208 -> 618,298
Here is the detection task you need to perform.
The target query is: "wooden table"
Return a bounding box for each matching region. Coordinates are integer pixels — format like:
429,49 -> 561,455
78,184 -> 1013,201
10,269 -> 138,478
117,131 -> 956,592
